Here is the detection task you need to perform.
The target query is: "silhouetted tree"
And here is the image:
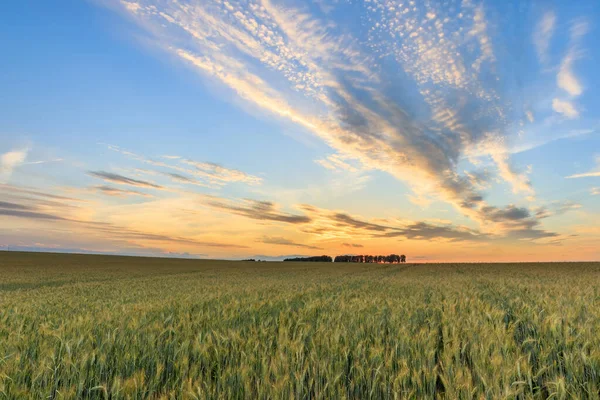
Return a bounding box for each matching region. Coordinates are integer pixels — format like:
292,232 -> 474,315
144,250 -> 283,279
332,254 -> 406,264
284,255 -> 332,262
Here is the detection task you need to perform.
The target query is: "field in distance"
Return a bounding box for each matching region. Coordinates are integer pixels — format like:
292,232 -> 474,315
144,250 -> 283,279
1,252 -> 600,399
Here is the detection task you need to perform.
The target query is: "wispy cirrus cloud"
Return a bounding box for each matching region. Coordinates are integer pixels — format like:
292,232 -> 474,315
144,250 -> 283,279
0,184 -> 86,202
533,10 -> 556,63
566,155 -> 600,179
94,185 -> 153,198
552,98 -> 579,119
553,19 -> 589,118
260,236 -> 322,250
315,154 -> 358,173
342,243 -> 364,248
180,160 -> 262,186
0,196 -> 246,249
159,172 -> 211,188
88,171 -> 163,189
106,144 -> 262,186
200,195 -> 311,224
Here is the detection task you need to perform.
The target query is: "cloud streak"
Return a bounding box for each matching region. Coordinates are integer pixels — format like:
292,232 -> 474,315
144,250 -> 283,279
106,144 -> 262,186
260,236 -> 322,250
553,19 -> 589,119
0,197 -> 246,249
94,185 -> 154,197
88,171 -> 163,189
533,11 -> 556,63
201,196 -> 311,224
566,156 -> 600,179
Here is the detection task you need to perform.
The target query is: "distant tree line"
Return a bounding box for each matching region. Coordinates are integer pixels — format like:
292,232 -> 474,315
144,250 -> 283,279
283,255 -> 333,262
283,254 -> 407,263
334,254 -> 406,263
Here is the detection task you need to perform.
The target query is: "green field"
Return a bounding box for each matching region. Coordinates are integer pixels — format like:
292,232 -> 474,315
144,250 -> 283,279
1,252 -> 600,399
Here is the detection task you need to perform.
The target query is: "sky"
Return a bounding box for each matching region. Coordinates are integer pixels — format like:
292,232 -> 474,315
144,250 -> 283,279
1,0 -> 599,262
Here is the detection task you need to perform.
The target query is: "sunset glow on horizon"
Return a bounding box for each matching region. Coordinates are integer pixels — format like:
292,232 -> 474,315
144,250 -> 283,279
1,0 -> 599,262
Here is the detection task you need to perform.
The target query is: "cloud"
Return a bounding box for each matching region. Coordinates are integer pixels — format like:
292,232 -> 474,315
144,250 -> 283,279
0,149 -> 28,182
109,0 -> 574,235
181,160 -> 262,185
376,221 -> 485,242
0,198 -> 246,249
88,171 -> 163,189
532,201 -> 582,220
478,205 -> 558,240
342,243 -> 364,248
315,154 -> 358,172
525,111 -> 535,123
260,236 -> 322,250
566,155 -> 600,179
0,200 -> 37,211
592,188 -> 600,195
198,192 -> 560,243
553,19 -> 589,118
122,1 -> 141,13
558,54 -> 583,97
470,136 -> 534,197
492,152 -> 534,197
469,3 -> 495,72
554,201 -> 582,214
201,196 -> 311,224
0,209 -> 66,221
94,185 -> 153,198
566,171 -> 600,179
552,98 -> 579,119
329,212 -> 389,232
464,169 -> 493,190
533,11 -> 556,63
0,184 -> 85,202
23,158 -> 64,166
106,144 -> 262,186
509,128 -> 597,155
160,172 -> 211,188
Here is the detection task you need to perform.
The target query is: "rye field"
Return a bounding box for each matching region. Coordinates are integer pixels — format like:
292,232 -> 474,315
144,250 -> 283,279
1,252 -> 600,399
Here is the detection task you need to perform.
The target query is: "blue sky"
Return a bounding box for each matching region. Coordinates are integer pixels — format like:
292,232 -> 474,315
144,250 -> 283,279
1,0 -> 599,261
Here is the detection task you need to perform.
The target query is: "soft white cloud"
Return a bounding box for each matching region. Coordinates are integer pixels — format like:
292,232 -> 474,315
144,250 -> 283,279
0,148 -> 28,183
567,171 -> 600,179
558,54 -> 583,97
525,110 -> 535,123
315,154 -> 358,173
552,98 -> 579,119
555,19 -> 588,103
122,1 -> 141,13
592,187 -> 600,195
533,11 -> 556,63
467,135 -> 535,198
23,158 -> 63,165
